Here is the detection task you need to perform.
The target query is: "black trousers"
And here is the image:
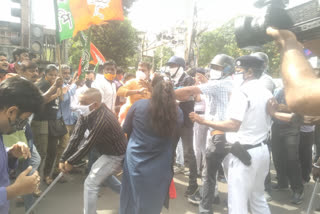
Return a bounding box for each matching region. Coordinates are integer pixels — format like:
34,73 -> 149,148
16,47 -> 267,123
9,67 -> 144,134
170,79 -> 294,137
173,126 -> 198,187
271,125 -> 303,193
314,125 -> 320,162
199,134 -> 228,214
299,131 -> 314,183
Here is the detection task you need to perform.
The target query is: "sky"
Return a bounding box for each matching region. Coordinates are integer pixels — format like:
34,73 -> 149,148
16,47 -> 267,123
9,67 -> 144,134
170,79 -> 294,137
0,0 -> 310,33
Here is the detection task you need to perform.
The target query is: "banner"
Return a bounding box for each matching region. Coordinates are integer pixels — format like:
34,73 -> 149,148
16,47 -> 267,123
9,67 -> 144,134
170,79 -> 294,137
55,0 -> 124,42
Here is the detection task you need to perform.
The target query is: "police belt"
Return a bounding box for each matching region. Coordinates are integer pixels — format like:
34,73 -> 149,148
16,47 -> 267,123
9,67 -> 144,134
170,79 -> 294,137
241,140 -> 267,150
211,130 -> 225,136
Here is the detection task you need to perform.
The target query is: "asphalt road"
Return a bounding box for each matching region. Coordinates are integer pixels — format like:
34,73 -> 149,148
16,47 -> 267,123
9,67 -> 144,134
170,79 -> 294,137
10,168 -> 320,214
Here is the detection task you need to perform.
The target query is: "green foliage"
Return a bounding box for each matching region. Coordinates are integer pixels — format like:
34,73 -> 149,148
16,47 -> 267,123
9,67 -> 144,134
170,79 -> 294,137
153,46 -> 174,71
198,20 -> 281,77
68,19 -> 139,71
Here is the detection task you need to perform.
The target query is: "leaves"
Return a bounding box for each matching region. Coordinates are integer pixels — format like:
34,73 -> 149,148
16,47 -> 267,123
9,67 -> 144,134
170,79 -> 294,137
68,19 -> 139,71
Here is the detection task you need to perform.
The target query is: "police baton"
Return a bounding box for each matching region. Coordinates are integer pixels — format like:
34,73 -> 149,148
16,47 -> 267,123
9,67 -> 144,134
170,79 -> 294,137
26,172 -> 64,214
306,178 -> 319,214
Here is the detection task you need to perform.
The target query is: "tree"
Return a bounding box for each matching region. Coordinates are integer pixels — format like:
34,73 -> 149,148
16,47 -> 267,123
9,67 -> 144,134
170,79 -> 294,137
68,19 -> 139,71
197,19 -> 281,77
153,46 -> 174,71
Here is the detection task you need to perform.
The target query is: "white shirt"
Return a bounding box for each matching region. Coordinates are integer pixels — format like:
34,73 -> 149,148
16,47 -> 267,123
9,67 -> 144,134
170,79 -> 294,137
92,74 -> 116,112
226,80 -> 273,145
259,73 -> 275,93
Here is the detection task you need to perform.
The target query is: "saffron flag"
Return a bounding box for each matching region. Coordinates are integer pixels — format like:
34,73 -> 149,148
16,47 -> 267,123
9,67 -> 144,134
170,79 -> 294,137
90,43 -> 106,65
55,0 -> 124,42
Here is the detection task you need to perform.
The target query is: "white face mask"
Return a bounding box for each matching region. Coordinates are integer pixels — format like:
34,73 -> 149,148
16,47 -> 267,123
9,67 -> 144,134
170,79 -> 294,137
168,67 -> 179,77
233,72 -> 244,85
77,103 -> 94,117
136,70 -> 147,80
210,69 -> 222,80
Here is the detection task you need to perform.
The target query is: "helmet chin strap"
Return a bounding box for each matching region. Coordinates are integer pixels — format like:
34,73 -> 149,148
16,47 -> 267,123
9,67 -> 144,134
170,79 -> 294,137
171,66 -> 181,79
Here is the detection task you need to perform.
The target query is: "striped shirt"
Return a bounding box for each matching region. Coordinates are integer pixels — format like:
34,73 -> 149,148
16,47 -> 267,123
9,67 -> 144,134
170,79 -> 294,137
61,104 -> 127,165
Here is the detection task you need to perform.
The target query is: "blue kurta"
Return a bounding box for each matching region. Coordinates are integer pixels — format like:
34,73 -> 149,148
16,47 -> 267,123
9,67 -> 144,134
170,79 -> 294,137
120,99 -> 183,214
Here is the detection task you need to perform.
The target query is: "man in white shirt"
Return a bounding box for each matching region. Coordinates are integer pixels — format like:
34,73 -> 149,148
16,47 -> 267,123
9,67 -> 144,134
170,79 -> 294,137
190,55 -> 273,214
92,60 -> 117,112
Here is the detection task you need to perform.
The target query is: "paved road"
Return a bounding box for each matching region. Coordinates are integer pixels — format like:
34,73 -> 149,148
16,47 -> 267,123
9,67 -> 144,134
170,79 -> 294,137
10,169 -> 320,214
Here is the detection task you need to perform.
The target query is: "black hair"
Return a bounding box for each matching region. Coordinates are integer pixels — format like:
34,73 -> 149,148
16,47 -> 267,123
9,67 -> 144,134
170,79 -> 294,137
123,72 -> 135,82
45,64 -> 58,74
0,77 -> 43,114
29,52 -> 37,60
150,80 -> 178,137
138,61 -> 152,71
116,66 -> 124,75
12,47 -> 29,62
0,52 -> 7,57
21,60 -> 38,72
103,60 -> 117,68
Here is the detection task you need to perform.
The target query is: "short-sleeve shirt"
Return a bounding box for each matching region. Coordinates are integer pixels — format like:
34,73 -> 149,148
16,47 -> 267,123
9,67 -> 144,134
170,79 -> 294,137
226,80 -> 273,145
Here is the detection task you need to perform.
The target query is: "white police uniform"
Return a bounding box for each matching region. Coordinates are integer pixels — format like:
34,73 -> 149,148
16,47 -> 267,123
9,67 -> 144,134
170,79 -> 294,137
225,58 -> 273,214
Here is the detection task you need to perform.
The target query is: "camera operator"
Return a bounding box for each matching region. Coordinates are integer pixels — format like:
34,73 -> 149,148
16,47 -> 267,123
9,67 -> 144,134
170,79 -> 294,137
266,27 -> 320,115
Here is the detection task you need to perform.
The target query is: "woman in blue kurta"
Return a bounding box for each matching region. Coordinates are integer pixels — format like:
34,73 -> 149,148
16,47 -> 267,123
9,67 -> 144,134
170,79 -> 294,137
120,79 -> 183,214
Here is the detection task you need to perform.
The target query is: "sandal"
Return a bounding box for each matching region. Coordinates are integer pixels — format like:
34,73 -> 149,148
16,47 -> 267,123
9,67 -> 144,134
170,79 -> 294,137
44,176 -> 53,185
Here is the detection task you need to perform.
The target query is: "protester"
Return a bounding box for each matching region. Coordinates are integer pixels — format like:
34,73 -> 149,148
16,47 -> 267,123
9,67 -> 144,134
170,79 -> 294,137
176,54 -> 234,213
120,78 -> 183,214
0,77 -> 42,214
31,64 -> 62,185
117,61 -> 152,124
190,55 -> 273,214
8,48 -> 29,73
92,60 -> 117,112
53,64 -> 79,179
59,88 -> 127,214
269,87 -> 304,204
0,53 -> 11,82
114,67 -> 125,115
166,56 -> 198,197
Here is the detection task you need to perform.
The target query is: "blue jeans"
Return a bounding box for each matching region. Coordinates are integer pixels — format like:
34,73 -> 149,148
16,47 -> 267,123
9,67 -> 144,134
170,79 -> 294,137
88,148 -> 121,193
84,154 -> 123,214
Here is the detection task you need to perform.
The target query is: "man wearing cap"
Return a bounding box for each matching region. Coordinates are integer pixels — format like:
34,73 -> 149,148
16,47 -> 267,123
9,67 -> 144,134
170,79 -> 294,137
176,54 -> 234,213
190,55 -> 273,214
166,56 -> 199,197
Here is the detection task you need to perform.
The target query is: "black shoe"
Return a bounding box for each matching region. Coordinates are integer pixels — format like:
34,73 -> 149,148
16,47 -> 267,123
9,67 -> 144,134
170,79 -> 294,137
271,183 -> 289,191
187,190 -> 201,205
291,191 -> 304,205
184,185 -> 199,197
213,195 -> 220,205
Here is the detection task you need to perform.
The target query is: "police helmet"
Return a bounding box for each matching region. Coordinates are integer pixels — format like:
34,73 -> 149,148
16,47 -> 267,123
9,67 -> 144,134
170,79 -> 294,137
166,56 -> 186,69
210,54 -> 235,77
251,52 -> 269,70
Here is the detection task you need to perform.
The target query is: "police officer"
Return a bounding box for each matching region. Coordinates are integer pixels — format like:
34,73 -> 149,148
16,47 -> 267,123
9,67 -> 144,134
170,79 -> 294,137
166,56 -> 199,196
190,55 -> 273,214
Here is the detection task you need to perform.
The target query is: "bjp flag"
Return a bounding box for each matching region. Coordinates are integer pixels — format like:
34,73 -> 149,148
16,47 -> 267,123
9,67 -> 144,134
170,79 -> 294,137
54,0 -> 124,42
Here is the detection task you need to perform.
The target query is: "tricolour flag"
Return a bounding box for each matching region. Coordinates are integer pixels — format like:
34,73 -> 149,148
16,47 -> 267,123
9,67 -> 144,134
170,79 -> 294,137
55,0 -> 124,42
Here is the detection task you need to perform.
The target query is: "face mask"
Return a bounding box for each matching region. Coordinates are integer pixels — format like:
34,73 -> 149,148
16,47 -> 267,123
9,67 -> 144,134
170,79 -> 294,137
168,67 -> 179,77
104,73 -> 116,81
233,72 -> 244,85
7,117 -> 29,134
210,69 -> 222,80
136,70 -> 147,80
77,104 -> 94,117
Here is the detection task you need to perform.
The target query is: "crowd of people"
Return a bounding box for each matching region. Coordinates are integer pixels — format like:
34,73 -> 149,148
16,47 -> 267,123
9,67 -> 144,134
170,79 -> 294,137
0,27 -> 320,214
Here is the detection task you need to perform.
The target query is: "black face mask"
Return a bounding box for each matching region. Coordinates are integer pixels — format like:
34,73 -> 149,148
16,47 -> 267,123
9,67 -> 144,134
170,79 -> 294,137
7,117 -> 29,134
85,79 -> 93,88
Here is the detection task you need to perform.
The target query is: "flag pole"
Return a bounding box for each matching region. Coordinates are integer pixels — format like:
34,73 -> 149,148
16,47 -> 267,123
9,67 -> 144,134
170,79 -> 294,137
53,0 -> 63,77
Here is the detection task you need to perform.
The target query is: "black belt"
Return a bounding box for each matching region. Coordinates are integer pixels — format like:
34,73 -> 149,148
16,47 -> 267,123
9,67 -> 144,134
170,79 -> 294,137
195,111 -> 205,114
242,140 -> 267,150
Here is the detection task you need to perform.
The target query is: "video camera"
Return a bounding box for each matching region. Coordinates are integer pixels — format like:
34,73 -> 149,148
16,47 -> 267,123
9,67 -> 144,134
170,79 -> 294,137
234,0 -> 320,49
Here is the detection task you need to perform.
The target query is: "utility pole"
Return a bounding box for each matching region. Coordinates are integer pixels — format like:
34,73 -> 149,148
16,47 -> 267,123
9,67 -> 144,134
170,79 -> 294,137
185,0 -> 196,68
21,0 -> 30,48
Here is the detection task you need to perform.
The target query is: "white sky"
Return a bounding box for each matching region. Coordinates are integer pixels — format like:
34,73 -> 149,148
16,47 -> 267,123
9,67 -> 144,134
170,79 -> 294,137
0,0 -> 310,33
